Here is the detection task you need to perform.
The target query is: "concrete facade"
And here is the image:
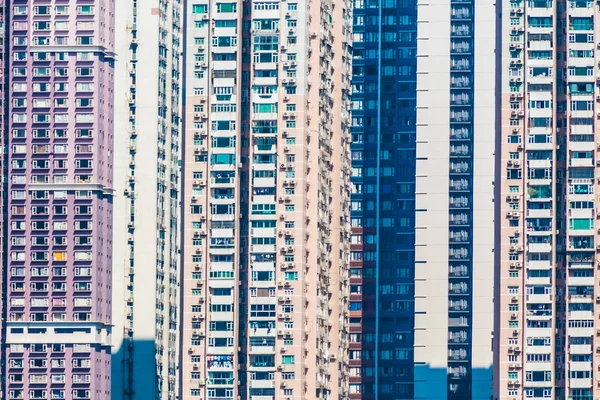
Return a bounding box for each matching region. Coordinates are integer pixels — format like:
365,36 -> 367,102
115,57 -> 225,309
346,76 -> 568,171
112,0 -> 182,399
493,0 -> 600,399
4,1 -> 115,400
415,0 -> 495,399
180,0 -> 352,399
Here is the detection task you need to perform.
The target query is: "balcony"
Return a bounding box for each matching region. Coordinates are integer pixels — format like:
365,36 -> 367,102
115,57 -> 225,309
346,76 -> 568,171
527,208 -> 552,218
29,375 -> 48,384
568,276 -> 595,286
527,242 -> 552,253
526,293 -> 552,303
569,344 -> 592,355
249,380 -> 275,389
569,157 -> 593,168
569,377 -> 593,389
569,238 -> 594,250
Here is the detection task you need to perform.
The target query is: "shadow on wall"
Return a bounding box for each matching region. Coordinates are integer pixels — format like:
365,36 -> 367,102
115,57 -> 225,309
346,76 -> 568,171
111,339 -> 158,400
414,364 -> 493,400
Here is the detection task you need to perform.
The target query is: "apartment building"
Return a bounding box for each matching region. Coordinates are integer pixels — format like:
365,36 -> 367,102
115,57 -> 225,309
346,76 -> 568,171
494,0 -> 600,399
350,0 -> 495,399
112,1 -> 182,399
348,0 -> 419,398
4,2 -> 114,400
0,3 -> 6,394
180,0 -> 352,398
414,0 -> 496,398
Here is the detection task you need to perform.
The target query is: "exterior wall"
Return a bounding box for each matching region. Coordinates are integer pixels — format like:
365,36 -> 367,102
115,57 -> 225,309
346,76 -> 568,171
0,2 -> 6,395
415,0 -> 494,399
471,2 -> 496,397
180,2 -> 243,399
180,0 -> 351,399
349,0 -> 419,398
5,1 -> 115,400
113,1 -> 182,399
494,1 -> 600,399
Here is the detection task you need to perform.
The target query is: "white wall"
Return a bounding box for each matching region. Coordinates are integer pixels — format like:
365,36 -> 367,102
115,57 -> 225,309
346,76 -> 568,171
414,1 -> 451,398
472,1 -> 496,398
414,1 -> 495,398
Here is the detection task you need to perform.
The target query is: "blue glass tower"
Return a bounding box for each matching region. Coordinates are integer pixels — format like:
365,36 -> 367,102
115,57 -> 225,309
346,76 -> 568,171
349,0 -> 417,398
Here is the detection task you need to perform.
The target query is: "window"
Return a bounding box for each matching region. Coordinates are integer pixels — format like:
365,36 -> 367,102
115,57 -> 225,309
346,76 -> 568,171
192,4 -> 208,13
284,272 -> 298,281
281,355 -> 295,364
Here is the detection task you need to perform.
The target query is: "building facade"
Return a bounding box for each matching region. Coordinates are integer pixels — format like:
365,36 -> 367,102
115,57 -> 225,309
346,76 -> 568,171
0,1 -> 7,394
112,0 -> 182,399
494,0 -> 600,399
180,0 -> 352,399
349,0 -> 419,398
350,0 -> 495,399
4,1 -> 115,400
414,1 -> 495,399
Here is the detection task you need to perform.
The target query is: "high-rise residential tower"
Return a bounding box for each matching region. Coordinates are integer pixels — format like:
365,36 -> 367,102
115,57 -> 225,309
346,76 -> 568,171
494,0 -> 600,399
414,1 -> 495,399
5,0 -> 115,399
4,1 -> 115,400
350,0 -> 496,399
0,1 -> 7,391
349,0 -> 419,397
180,0 -> 352,399
112,1 -> 182,399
